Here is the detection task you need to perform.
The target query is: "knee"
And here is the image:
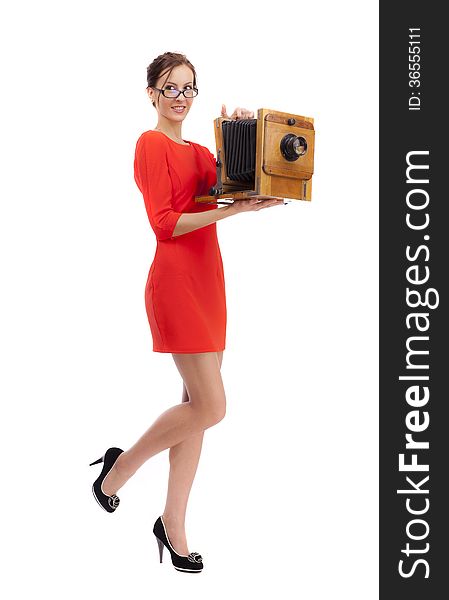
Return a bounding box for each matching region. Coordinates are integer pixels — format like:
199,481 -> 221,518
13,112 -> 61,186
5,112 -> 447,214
195,399 -> 226,428
208,403 -> 226,426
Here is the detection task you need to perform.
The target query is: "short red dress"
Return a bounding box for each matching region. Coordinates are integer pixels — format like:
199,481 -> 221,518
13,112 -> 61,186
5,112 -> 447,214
134,129 -> 227,353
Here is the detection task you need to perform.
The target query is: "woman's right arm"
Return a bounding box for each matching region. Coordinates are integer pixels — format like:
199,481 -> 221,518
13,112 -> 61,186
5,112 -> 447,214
134,132 -> 284,240
173,198 -> 284,237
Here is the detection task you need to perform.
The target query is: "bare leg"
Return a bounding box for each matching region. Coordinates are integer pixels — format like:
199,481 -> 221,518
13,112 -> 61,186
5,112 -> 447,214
162,351 -> 224,555
102,352 -> 226,506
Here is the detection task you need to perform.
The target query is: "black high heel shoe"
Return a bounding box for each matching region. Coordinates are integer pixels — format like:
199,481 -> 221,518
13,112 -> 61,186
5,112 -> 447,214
153,516 -> 203,573
89,447 -> 124,513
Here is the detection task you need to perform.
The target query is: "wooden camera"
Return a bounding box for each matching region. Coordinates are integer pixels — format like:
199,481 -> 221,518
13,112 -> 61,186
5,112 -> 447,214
195,108 -> 315,204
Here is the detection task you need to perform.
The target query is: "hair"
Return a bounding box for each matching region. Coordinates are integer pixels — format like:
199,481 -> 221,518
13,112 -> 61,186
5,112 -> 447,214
146,51 -> 197,109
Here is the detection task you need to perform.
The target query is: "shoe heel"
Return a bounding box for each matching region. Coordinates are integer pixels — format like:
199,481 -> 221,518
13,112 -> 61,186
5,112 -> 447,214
156,537 -> 164,563
89,456 -> 104,466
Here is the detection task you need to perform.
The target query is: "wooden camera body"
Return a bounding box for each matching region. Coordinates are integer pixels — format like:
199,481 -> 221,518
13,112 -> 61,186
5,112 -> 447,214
195,108 -> 315,204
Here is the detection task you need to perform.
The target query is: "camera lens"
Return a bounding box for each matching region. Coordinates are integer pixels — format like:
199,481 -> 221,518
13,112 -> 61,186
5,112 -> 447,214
280,134 -> 307,161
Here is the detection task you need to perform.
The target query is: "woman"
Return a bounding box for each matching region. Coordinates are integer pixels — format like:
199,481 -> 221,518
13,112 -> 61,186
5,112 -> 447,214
90,51 -> 284,573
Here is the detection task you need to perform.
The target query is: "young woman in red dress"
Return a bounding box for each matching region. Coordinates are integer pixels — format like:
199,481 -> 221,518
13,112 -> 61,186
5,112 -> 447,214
90,51 -> 283,573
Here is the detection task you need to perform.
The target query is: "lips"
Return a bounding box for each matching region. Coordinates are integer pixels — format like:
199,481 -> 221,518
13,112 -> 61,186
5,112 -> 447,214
171,106 -> 186,113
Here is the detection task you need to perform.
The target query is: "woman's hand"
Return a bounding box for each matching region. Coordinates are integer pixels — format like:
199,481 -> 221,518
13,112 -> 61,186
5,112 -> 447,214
221,104 -> 254,120
227,196 -> 286,213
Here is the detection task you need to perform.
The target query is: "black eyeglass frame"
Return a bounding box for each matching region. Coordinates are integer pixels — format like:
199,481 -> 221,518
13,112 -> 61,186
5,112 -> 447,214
152,86 -> 199,99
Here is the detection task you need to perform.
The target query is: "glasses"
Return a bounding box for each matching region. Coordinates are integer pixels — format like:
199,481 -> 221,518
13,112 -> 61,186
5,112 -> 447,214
153,86 -> 199,99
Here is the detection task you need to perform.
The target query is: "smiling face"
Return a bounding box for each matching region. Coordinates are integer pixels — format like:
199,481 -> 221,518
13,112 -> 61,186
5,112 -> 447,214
147,63 -> 195,124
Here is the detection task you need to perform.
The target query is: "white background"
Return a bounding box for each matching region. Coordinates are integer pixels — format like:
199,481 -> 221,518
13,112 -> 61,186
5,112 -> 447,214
1,1 -> 378,598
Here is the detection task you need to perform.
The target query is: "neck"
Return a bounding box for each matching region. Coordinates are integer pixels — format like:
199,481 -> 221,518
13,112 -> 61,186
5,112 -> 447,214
155,117 -> 183,141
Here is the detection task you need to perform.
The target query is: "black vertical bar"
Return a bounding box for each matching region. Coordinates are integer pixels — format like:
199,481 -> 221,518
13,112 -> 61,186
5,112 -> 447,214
380,2 -> 447,598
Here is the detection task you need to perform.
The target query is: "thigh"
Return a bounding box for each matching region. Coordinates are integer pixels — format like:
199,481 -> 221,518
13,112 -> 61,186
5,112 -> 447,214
181,351 -> 224,402
174,352 -> 225,410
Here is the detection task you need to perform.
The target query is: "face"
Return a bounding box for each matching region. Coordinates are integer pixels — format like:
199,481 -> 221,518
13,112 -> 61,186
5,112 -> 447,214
147,64 -> 195,123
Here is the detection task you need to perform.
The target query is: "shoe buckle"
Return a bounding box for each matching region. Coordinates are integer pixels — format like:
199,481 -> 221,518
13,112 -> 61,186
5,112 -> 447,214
108,494 -> 120,509
187,552 -> 202,563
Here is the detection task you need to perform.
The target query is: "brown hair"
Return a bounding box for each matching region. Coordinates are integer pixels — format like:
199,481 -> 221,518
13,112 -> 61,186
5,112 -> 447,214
146,52 -> 197,108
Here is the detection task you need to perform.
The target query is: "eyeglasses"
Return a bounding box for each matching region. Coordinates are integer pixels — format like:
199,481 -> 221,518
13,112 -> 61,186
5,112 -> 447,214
153,86 -> 199,99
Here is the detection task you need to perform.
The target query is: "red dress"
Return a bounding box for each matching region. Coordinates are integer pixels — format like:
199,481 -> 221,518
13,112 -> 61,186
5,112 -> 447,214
134,129 -> 227,353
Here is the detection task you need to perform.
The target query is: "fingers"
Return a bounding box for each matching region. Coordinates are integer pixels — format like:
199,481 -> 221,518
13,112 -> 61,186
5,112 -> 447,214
228,107 -> 254,120
239,107 -> 254,118
232,197 -> 284,213
252,199 -> 285,211
222,104 -> 255,120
